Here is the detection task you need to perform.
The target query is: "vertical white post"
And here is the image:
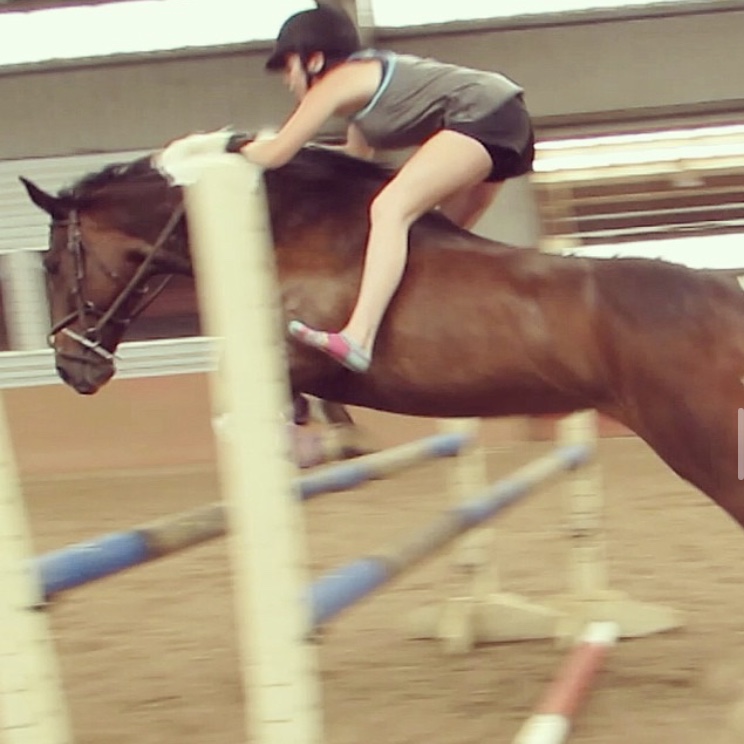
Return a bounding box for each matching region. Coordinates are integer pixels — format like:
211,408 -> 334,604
0,391 -> 72,744
185,156 -> 323,744
1,252 -> 50,350
557,412 -> 608,596
436,418 -> 490,654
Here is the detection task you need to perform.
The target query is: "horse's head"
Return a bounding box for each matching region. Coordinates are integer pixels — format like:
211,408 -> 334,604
20,157 -> 191,394
18,143 -> 438,397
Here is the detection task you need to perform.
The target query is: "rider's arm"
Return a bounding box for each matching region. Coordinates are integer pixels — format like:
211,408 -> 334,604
238,62 -> 379,169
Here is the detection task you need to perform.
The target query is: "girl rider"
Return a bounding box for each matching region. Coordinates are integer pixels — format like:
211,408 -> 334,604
236,6 -> 535,373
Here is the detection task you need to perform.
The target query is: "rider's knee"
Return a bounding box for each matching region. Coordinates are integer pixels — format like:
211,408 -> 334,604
369,185 -> 417,228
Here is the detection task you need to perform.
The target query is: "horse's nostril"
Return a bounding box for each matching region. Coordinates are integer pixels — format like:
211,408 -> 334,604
56,365 -> 71,384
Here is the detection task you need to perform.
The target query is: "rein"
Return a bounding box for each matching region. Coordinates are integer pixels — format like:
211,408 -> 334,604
50,202 -> 185,362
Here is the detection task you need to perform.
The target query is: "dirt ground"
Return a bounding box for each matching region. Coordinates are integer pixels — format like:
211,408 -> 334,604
22,427 -> 744,744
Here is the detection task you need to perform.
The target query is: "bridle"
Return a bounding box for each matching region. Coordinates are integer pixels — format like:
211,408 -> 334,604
49,202 -> 186,363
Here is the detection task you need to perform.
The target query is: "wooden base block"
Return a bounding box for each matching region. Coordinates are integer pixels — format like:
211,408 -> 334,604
407,590 -> 683,653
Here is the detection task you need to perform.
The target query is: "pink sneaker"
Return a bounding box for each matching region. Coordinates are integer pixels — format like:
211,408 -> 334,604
288,320 -> 371,373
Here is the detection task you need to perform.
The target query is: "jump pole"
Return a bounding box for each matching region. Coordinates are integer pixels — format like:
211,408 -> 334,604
32,441 -> 589,633
512,621 -> 618,744
34,429 -> 472,599
310,442 -> 592,628
184,155 -> 322,744
0,390 -> 72,744
409,408 -> 682,648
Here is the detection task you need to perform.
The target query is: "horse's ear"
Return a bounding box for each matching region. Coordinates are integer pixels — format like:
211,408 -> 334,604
19,176 -> 70,220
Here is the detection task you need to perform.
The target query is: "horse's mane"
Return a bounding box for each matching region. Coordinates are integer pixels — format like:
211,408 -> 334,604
59,144 -> 471,241
61,156 -> 158,201
63,145 -> 394,202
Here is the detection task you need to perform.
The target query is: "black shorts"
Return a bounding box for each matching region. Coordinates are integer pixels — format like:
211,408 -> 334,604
447,94 -> 535,183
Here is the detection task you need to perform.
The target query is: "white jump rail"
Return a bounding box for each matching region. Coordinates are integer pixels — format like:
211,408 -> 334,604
0,391 -> 72,744
184,156 -> 322,744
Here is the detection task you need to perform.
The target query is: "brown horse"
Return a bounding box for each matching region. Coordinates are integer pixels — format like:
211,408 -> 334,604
20,146 -> 744,527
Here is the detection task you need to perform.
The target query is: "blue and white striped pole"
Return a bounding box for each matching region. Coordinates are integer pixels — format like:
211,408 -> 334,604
308,443 -> 591,628
34,430 -> 473,598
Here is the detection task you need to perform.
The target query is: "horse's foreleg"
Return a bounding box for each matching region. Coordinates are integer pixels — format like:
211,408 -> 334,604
298,395 -> 376,459
291,394 -> 311,425
290,394 -> 354,427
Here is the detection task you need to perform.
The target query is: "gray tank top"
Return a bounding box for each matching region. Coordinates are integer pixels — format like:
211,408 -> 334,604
348,50 -> 523,149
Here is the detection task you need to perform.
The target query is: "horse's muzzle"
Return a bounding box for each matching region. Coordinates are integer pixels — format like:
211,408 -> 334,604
55,354 -> 115,395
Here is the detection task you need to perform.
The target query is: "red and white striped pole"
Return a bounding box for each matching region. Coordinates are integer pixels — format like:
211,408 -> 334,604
513,621 -> 618,744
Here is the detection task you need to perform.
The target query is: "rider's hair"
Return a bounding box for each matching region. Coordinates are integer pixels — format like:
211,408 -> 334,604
265,6 -> 362,75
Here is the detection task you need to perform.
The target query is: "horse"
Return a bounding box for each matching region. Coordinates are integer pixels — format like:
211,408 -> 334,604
19,144 -> 744,529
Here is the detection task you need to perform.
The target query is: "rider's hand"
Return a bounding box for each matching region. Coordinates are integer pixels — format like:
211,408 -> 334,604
155,130 -> 234,185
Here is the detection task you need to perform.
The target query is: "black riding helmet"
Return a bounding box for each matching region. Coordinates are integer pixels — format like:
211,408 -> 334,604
265,6 -> 362,72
